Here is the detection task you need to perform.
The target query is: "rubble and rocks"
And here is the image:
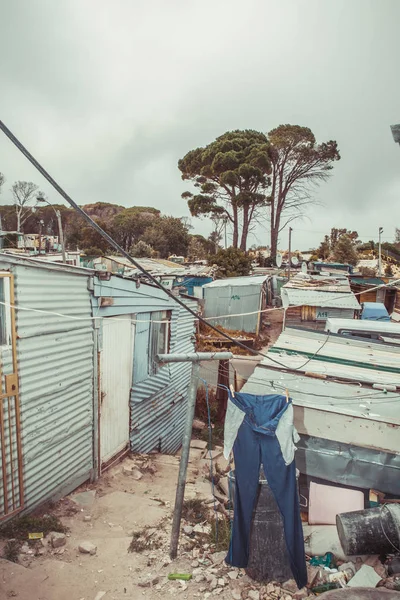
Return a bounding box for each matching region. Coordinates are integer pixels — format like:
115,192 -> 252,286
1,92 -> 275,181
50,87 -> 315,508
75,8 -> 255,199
49,532 -> 66,548
123,465 -> 143,479
190,439 -> 208,450
78,541 -> 97,555
347,564 -> 382,588
137,575 -> 160,587
19,544 -> 33,555
192,419 -> 207,431
2,437 -> 393,600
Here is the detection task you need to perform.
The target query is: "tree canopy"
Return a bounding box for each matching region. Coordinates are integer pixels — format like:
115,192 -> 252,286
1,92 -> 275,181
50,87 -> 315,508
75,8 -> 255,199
267,125 -> 340,261
142,215 -> 190,258
331,234 -> 359,265
209,247 -> 252,278
317,228 -> 359,262
179,130 -> 271,251
12,180 -> 40,232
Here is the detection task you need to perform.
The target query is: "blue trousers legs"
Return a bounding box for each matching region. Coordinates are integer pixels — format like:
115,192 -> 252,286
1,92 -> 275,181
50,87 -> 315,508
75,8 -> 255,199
226,421 -> 307,589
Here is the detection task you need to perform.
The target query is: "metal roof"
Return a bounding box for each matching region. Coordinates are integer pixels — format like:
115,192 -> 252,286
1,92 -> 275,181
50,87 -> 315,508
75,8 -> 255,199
0,252 -> 94,276
325,318 -> 400,334
281,287 -> 360,309
350,277 -> 386,286
284,272 -> 350,290
203,275 -> 268,289
241,364 -> 400,425
262,327 -> 400,384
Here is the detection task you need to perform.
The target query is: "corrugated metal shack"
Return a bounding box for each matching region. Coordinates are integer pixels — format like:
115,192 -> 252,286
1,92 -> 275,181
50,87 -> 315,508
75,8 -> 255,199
349,276 -> 397,314
0,255 -> 96,520
202,275 -> 268,333
0,254 -> 197,521
91,276 -> 197,459
244,327 -> 400,494
282,273 -> 360,329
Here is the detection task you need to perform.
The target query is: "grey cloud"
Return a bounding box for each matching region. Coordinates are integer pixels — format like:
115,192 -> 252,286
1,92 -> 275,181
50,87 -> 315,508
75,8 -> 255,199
0,0 -> 399,250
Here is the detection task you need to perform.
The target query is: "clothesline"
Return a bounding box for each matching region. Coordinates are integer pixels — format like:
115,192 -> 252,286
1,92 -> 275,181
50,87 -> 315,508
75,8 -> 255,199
197,363 -> 400,405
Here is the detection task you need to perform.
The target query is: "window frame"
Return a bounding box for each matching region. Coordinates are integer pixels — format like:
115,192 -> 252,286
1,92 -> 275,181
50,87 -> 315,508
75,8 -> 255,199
149,310 -> 171,375
0,275 -> 12,349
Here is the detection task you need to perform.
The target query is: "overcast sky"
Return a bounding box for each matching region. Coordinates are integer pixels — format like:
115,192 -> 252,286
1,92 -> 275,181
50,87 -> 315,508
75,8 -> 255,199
1,0 -> 399,251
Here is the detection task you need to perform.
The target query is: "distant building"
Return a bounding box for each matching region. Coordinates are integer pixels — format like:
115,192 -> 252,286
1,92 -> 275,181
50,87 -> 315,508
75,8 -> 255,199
312,261 -> 354,275
282,272 -> 360,329
202,275 -> 269,333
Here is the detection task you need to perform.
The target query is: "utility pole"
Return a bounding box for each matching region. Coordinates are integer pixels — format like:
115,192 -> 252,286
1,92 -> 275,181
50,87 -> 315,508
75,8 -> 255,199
157,351 -> 233,559
288,227 -> 293,280
38,219 -> 44,254
378,227 -> 383,277
56,209 -> 66,263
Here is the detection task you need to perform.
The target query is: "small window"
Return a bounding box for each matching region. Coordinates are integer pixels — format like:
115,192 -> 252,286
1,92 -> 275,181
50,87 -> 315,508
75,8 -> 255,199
149,311 -> 170,375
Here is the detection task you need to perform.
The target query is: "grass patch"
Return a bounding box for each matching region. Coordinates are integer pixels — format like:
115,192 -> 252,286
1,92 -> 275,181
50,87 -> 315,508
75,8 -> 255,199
0,514 -> 68,541
3,539 -> 21,562
128,526 -> 163,553
208,515 -> 231,552
181,498 -> 209,524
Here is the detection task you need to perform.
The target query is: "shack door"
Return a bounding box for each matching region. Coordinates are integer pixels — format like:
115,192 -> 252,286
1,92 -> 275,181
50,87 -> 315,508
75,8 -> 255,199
100,315 -> 134,466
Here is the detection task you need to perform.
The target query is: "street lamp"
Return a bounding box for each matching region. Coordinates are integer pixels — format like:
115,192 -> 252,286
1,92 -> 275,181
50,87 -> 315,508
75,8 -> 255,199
36,194 -> 66,263
378,227 -> 383,277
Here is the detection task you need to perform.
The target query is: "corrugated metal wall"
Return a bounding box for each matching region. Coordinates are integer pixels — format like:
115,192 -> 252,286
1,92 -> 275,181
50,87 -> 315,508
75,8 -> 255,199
130,300 -> 197,454
91,276 -> 197,455
203,283 -> 262,332
11,262 -> 95,511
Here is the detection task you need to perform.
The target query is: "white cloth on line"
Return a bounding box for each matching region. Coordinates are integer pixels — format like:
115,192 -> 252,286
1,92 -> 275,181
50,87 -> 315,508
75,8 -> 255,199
223,398 -> 299,466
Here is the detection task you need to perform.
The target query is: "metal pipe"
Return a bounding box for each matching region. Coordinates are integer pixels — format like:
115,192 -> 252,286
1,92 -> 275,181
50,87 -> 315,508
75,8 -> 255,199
56,209 -> 66,263
157,352 -> 233,363
288,227 -> 293,280
170,361 -> 200,559
378,227 -> 383,277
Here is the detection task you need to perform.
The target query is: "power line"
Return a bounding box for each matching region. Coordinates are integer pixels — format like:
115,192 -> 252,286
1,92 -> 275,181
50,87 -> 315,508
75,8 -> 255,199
1,120 -> 400,376
0,119 -> 291,370
0,274 -> 398,324
198,362 -> 400,403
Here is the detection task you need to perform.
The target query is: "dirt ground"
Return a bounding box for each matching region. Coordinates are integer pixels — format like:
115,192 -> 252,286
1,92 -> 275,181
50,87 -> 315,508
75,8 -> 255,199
0,451 -> 262,600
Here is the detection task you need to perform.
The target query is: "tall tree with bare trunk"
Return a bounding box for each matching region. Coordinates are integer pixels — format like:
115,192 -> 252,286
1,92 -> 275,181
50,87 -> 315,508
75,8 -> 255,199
267,125 -> 340,262
179,130 -> 271,251
12,180 -> 39,232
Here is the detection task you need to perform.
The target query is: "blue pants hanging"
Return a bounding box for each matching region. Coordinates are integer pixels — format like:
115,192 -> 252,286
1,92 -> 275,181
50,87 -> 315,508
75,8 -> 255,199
225,392 -> 307,590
